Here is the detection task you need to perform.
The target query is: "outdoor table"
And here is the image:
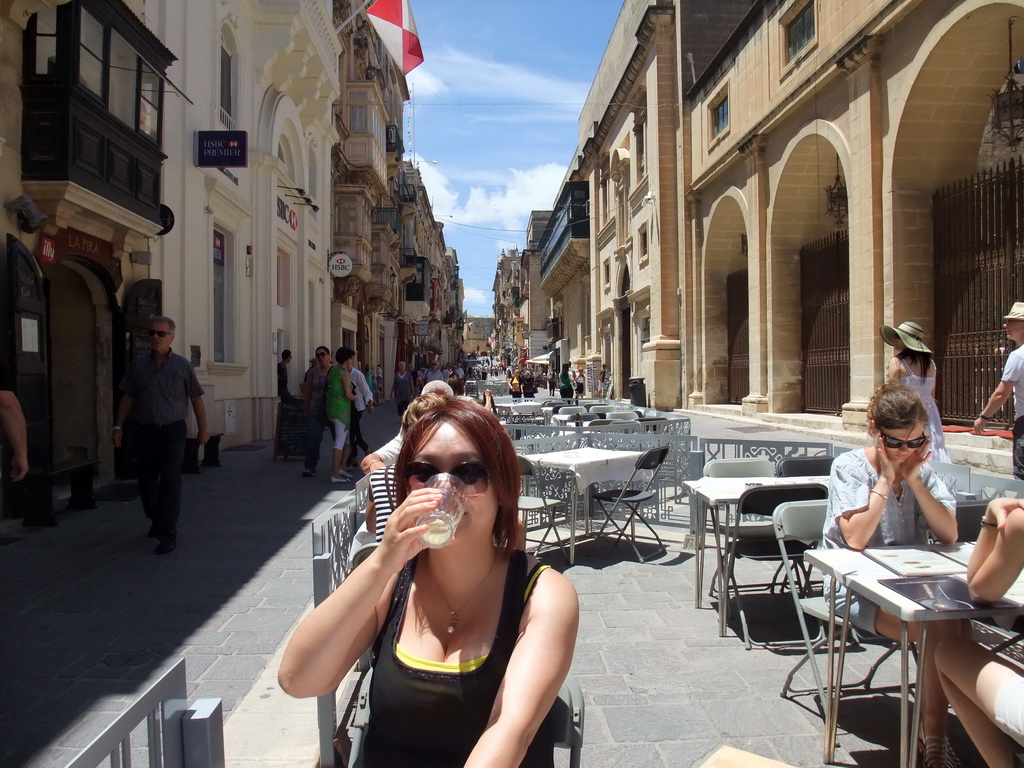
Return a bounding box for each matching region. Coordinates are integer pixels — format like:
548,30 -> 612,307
805,545 -> 1022,768
551,412 -> 585,426
524,447 -> 644,564
682,475 -> 830,633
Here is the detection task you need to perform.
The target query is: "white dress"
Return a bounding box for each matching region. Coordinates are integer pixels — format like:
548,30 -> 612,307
898,359 -> 950,463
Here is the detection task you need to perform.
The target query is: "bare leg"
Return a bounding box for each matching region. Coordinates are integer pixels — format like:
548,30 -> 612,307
937,636 -> 1017,768
874,611 -> 968,760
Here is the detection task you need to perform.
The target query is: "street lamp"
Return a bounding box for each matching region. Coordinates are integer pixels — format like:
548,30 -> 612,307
992,17 -> 1024,146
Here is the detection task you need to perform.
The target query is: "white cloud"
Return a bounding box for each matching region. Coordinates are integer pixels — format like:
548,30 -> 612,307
407,68 -> 446,98
463,287 -> 489,307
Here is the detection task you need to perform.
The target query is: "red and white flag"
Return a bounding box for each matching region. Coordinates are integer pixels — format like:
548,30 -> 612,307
367,0 -> 424,75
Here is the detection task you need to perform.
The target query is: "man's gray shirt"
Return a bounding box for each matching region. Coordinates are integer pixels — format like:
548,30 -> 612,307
120,351 -> 204,426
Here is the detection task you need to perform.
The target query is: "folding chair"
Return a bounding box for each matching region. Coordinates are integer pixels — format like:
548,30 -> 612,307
590,446 -> 670,562
723,484 -> 828,649
588,404 -> 617,414
776,455 -> 834,478
955,499 -> 988,543
703,457 -> 776,478
774,501 -> 899,716
345,668 -> 585,768
518,455 -> 570,562
606,410 -> 640,420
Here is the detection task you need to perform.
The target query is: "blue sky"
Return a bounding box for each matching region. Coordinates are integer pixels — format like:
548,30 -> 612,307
403,1 -> 624,315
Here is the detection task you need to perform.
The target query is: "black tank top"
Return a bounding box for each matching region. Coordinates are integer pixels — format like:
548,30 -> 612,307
363,550 -> 556,767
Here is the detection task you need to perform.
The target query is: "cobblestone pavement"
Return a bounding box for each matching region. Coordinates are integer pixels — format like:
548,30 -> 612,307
0,404 -> 995,767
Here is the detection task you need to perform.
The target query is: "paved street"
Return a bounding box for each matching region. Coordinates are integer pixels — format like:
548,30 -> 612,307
0,401 -> 998,767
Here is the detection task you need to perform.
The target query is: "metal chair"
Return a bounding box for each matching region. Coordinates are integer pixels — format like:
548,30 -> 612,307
955,498 -> 988,542
774,501 -> 899,716
723,484 -> 828,648
589,446 -> 670,562
703,457 -> 776,478
588,404 -> 617,414
518,455 -> 570,562
606,410 -> 640,420
346,668 -> 585,768
776,455 -> 834,478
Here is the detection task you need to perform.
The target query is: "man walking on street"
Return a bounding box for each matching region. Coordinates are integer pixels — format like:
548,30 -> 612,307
974,302 -> 1024,478
425,359 -> 445,384
391,360 -> 414,418
347,360 -> 374,469
112,316 -> 208,554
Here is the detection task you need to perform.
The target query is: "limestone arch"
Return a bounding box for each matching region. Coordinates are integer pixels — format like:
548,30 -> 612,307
702,189 -> 750,404
767,123 -> 850,413
887,1 -> 1024,334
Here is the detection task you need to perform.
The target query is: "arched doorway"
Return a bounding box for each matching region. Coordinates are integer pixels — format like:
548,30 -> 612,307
47,259 -> 116,474
770,133 -> 850,414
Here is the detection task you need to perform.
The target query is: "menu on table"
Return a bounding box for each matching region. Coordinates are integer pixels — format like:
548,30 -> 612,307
878,575 -> 1019,611
864,546 -> 968,576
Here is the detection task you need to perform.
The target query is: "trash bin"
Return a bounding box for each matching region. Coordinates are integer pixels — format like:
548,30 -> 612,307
628,376 -> 647,407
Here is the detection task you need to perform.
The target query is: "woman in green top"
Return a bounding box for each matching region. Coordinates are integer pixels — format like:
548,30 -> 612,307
558,363 -> 573,399
327,347 -> 358,484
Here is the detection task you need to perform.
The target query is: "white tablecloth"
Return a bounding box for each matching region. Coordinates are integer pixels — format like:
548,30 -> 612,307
508,401 -> 543,415
528,447 -> 644,491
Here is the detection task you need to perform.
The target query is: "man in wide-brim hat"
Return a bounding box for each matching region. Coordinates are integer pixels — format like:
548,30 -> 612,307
974,302 -> 1024,478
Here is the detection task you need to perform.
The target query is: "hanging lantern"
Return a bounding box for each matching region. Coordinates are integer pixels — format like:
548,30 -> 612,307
992,18 -> 1024,146
824,158 -> 848,229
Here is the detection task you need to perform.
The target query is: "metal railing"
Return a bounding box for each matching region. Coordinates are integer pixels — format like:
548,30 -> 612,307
64,659 -> 224,768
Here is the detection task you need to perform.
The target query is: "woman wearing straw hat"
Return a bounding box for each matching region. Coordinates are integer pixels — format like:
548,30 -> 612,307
881,321 -> 950,463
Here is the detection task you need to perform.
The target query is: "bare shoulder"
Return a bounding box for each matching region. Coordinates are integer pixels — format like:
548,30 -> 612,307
524,556 -> 578,609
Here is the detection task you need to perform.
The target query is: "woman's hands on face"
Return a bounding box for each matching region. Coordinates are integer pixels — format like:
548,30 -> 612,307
377,488 -> 440,574
875,434 -> 900,484
900,437 -> 931,481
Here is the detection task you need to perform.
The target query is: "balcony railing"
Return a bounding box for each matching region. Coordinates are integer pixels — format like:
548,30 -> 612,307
398,183 -> 416,203
374,207 -> 401,236
386,124 -> 403,154
218,107 -> 236,130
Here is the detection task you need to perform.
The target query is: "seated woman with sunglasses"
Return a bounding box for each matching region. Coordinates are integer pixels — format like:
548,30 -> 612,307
934,497 -> 1024,768
279,398 -> 579,767
821,382 -> 963,767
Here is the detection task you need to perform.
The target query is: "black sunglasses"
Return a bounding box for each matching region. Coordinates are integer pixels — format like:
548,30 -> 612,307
879,432 -> 928,450
148,329 -> 171,338
404,461 -> 490,497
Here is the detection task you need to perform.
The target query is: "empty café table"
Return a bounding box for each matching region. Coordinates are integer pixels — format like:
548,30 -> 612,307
525,447 -> 645,564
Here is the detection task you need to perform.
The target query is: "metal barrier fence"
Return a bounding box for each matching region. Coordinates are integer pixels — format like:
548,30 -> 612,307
64,659 -> 224,768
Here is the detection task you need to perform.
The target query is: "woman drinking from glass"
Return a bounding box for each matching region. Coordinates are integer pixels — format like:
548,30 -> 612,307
279,398 -> 579,767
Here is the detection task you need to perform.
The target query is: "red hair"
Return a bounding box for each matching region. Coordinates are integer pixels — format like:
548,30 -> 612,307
395,399 -> 521,554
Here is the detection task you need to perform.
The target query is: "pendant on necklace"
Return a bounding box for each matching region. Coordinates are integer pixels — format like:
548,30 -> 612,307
447,610 -> 459,634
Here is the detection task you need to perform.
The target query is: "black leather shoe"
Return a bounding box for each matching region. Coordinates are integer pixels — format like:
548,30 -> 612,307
154,540 -> 176,555
147,524 -> 159,538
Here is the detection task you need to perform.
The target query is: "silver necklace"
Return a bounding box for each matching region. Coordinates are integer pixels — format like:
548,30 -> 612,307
426,554 -> 500,634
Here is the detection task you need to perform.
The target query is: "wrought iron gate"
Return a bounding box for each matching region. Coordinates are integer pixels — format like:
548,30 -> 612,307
727,269 -> 749,404
800,231 -> 850,414
934,157 -> 1024,426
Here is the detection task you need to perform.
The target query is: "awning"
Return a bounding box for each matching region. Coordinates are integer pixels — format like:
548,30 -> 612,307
526,355 -> 550,366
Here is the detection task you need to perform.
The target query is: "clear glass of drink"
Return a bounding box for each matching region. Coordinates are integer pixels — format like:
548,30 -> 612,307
416,473 -> 467,548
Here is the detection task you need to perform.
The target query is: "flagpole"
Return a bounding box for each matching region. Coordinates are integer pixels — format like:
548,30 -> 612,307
334,0 -> 374,35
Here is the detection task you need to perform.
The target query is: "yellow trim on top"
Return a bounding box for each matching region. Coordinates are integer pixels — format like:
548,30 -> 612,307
396,644 -> 488,673
524,564 -> 550,602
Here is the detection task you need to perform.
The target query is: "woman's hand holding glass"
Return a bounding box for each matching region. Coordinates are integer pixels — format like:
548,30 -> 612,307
376,488 -> 441,574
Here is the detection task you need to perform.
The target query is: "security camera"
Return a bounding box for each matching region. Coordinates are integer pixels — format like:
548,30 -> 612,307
4,194 -> 48,233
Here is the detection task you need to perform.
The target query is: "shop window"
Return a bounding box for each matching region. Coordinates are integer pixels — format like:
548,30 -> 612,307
277,249 -> 291,308
213,228 -> 235,362
786,2 -> 815,63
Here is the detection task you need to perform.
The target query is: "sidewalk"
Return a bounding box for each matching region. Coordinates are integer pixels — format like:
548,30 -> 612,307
0,404 -> 996,767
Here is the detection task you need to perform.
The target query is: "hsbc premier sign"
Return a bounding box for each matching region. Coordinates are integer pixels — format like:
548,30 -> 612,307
195,131 -> 248,168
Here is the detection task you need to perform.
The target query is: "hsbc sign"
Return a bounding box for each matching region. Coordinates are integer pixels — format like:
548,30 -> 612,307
195,131 -> 248,168
276,198 -> 299,231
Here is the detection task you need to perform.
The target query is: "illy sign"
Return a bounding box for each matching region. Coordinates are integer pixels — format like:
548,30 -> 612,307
328,250 -> 353,278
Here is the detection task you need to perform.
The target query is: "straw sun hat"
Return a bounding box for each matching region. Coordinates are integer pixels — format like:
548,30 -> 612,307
879,321 -> 930,353
1004,302 -> 1024,320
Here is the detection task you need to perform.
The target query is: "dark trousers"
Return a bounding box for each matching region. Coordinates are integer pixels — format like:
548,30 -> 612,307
136,420 -> 187,543
304,415 -> 334,472
349,407 -> 369,454
396,400 -> 409,419
1013,416 -> 1024,480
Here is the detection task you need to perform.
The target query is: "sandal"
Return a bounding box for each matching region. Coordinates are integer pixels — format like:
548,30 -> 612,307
302,470 -> 315,478
917,736 -> 961,768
